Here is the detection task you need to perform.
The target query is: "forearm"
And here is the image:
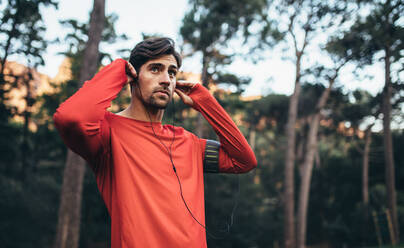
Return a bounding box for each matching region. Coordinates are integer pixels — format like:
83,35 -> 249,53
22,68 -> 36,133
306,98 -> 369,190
53,59 -> 127,162
54,59 -> 127,124
189,84 -> 257,173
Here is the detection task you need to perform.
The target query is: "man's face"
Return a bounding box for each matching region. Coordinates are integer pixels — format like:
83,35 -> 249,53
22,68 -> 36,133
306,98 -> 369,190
135,54 -> 178,109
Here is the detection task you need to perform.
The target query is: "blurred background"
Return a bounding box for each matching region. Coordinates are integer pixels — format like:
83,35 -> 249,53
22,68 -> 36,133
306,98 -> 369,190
0,0 -> 403,247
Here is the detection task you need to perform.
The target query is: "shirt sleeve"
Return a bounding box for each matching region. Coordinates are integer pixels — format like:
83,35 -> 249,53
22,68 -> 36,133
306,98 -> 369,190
53,59 -> 128,169
189,84 -> 257,173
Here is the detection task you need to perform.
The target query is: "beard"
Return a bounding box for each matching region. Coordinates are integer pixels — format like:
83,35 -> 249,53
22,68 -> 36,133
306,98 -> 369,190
146,92 -> 170,109
135,84 -> 171,110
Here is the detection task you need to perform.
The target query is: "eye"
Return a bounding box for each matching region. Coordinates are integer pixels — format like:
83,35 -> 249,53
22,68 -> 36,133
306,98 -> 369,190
151,66 -> 159,73
168,69 -> 177,77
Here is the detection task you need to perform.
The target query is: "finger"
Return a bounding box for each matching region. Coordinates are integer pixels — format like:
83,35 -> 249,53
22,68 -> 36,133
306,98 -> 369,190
176,80 -> 195,87
175,86 -> 191,95
175,89 -> 193,106
176,82 -> 194,87
175,89 -> 188,102
176,83 -> 196,94
175,88 -> 185,98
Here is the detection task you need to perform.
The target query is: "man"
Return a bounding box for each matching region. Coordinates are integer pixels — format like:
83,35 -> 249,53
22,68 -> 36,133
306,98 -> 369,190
53,37 -> 257,248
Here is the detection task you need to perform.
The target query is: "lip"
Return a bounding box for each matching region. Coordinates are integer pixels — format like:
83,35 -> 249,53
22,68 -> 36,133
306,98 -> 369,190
155,90 -> 170,96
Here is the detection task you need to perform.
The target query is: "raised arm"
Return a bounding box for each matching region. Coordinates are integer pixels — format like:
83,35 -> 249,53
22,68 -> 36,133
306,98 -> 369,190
53,59 -> 131,166
176,82 -> 257,173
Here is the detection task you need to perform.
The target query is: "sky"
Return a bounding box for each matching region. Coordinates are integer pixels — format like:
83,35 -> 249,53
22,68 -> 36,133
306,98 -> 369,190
37,0 -> 386,97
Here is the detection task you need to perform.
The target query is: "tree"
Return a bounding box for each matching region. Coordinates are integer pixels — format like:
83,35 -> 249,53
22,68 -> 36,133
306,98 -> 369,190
257,0 -> 362,246
296,61 -> 348,248
0,0 -> 57,111
335,0 -> 404,243
257,1 -> 339,246
180,0 -> 267,136
0,0 -> 58,176
53,1 -> 105,247
0,0 -> 58,77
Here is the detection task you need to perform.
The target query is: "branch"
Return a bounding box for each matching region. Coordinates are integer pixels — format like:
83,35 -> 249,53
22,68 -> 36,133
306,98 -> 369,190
288,12 -> 299,56
300,3 -> 315,55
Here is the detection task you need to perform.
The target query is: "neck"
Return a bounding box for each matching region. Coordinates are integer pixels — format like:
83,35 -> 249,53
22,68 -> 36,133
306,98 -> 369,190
119,97 -> 165,122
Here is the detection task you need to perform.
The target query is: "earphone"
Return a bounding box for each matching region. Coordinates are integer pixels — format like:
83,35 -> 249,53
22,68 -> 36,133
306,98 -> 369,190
103,68 -> 241,248
128,69 -> 241,240
135,79 -> 209,227
134,78 -> 240,239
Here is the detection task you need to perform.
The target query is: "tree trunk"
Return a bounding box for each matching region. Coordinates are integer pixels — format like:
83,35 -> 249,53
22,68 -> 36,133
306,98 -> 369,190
54,1 -> 105,248
54,151 -> 87,248
382,47 -> 399,244
196,52 -> 209,137
249,128 -> 256,152
0,7 -> 20,99
284,53 -> 302,248
362,126 -> 372,206
296,78 -> 334,248
296,114 -> 320,248
362,124 -> 372,245
296,118 -> 307,169
21,69 -> 34,180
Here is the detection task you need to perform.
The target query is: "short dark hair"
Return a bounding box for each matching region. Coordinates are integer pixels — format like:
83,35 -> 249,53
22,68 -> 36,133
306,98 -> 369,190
129,37 -> 182,74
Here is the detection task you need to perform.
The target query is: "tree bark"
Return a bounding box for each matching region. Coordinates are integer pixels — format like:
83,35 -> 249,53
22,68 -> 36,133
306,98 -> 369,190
284,53 -> 302,248
54,1 -> 105,248
382,47 -> 399,244
296,114 -> 320,248
362,126 -> 372,207
296,78 -> 334,248
249,128 -> 256,152
361,124 -> 372,245
21,68 -> 34,180
54,151 -> 87,248
284,8 -> 312,245
196,52 -> 209,137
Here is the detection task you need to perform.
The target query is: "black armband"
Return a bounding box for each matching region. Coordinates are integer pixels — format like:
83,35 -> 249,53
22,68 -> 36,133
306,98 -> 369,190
203,140 -> 220,173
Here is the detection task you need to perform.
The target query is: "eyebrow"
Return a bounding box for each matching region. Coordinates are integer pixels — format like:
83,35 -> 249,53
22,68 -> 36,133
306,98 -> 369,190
147,63 -> 178,70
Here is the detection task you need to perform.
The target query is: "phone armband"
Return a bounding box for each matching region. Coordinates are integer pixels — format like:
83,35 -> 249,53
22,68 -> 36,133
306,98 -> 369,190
203,140 -> 220,173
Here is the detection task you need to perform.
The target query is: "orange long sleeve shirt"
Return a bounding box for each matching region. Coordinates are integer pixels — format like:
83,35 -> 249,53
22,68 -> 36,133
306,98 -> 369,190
53,59 -> 257,247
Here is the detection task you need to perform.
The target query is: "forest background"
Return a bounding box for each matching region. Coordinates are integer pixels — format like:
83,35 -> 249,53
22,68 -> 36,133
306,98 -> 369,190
0,0 -> 403,247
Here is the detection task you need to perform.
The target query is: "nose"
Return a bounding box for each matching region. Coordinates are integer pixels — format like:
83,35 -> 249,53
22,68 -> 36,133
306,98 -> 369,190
159,72 -> 173,87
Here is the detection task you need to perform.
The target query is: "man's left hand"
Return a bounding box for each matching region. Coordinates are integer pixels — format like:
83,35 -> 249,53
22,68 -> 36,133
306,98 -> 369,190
175,80 -> 196,107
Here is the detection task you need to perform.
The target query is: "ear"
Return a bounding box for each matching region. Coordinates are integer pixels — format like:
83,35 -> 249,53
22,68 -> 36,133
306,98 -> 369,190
130,73 -> 139,90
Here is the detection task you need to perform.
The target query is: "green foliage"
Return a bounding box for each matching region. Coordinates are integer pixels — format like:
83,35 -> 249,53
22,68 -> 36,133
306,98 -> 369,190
245,93 -> 289,131
180,0 -> 267,92
328,0 -> 403,66
181,0 -> 267,51
0,160 -> 63,247
0,0 -> 58,66
0,0 -> 58,124
341,90 -> 376,127
0,121 -> 20,173
0,1 -> 59,182
215,73 -> 251,94
0,0 -> 403,247
2,71 -> 404,248
79,170 -> 110,247
59,13 -> 127,79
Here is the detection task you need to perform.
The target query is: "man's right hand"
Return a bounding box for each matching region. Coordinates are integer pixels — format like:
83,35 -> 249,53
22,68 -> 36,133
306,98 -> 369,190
126,61 -> 137,84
